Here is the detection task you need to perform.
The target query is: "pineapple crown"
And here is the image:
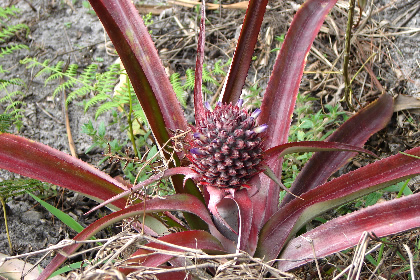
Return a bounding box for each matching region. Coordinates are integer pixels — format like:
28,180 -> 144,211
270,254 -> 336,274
187,100 -> 267,189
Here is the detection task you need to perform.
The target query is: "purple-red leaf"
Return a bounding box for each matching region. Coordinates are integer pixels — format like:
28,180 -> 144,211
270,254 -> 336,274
221,0 -> 268,104
232,189 -> 253,253
193,0 -> 206,121
122,230 -> 225,272
263,141 -> 376,161
253,0 -> 338,226
282,93 -> 394,206
0,133 -> 127,209
256,146 -> 420,260
85,167 -> 199,215
279,193 -> 420,271
38,194 -> 234,280
259,0 -> 338,148
88,0 -> 203,200
88,0 -> 188,146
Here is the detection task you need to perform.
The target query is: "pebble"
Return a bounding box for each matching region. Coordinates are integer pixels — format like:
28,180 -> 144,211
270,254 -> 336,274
21,211 -> 43,225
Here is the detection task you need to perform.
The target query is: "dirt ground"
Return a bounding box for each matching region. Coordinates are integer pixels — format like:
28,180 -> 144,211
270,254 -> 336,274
0,0 -> 419,278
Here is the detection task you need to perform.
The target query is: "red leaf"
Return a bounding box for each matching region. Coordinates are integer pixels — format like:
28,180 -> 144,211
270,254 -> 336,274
282,93 -> 394,206
0,133 -> 127,209
122,230 -> 225,274
221,0 -> 268,104
88,0 -> 188,145
193,0 -> 206,121
233,189 -> 254,253
256,147 -> 420,260
88,0 -> 203,201
279,193 -> 420,271
264,141 -> 376,161
85,167 -> 199,215
259,0 -> 338,148
38,194 -> 233,280
254,0 -> 339,226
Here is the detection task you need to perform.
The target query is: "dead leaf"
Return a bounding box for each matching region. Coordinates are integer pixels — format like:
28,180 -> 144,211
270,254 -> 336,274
0,253 -> 66,280
135,4 -> 173,15
167,0 -> 248,10
394,94 -> 420,112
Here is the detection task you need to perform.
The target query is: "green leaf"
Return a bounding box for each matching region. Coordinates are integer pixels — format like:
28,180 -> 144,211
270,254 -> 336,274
98,121 -> 106,137
49,261 -> 87,278
146,145 -> 158,161
364,192 -> 382,207
26,191 -> 85,234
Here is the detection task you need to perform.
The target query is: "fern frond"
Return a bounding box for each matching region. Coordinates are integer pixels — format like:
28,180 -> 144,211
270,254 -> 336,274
66,86 -> 92,105
6,107 -> 25,117
202,64 -> 218,85
84,93 -> 110,112
113,91 -> 131,106
79,64 -> 98,83
95,102 -> 118,119
65,64 -> 79,77
20,57 -> 43,69
32,59 -> 57,77
0,78 -> 25,90
170,72 -> 182,93
0,44 -> 28,59
52,80 -> 76,98
45,71 -> 64,84
170,72 -> 187,108
184,69 -> 195,91
213,60 -> 226,76
0,178 -> 48,201
0,65 -> 8,73
0,23 -> 29,43
132,104 -> 146,123
95,63 -> 120,94
5,100 -> 25,111
42,60 -> 66,80
48,64 -> 79,96
0,114 -> 13,132
0,6 -> 21,20
0,89 -> 24,103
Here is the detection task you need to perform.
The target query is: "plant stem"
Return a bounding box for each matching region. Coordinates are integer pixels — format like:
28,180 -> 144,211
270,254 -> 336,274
126,75 -> 139,158
343,0 -> 356,111
0,197 -> 13,254
396,178 -> 410,198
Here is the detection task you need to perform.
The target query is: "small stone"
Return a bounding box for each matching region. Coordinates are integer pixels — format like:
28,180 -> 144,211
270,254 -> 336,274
84,26 -> 93,33
21,211 -> 43,225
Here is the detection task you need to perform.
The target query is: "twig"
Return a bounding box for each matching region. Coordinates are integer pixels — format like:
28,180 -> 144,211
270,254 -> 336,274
35,102 -> 62,123
62,32 -> 78,157
173,15 -> 193,36
343,0 -> 356,111
125,74 -> 139,158
398,2 -> 420,29
403,244 -> 416,280
348,231 -> 370,280
0,197 -> 12,254
308,237 -> 322,280
128,262 -> 217,276
0,239 -> 96,263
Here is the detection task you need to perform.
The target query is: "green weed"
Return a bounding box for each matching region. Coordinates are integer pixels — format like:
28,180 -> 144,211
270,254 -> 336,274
283,94 -> 349,189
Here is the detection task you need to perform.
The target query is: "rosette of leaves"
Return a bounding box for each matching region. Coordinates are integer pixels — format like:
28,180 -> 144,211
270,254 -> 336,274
0,0 -> 419,278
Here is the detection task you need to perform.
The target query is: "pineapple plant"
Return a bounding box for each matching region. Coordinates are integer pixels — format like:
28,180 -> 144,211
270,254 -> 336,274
189,101 -> 266,189
0,0 -> 419,278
